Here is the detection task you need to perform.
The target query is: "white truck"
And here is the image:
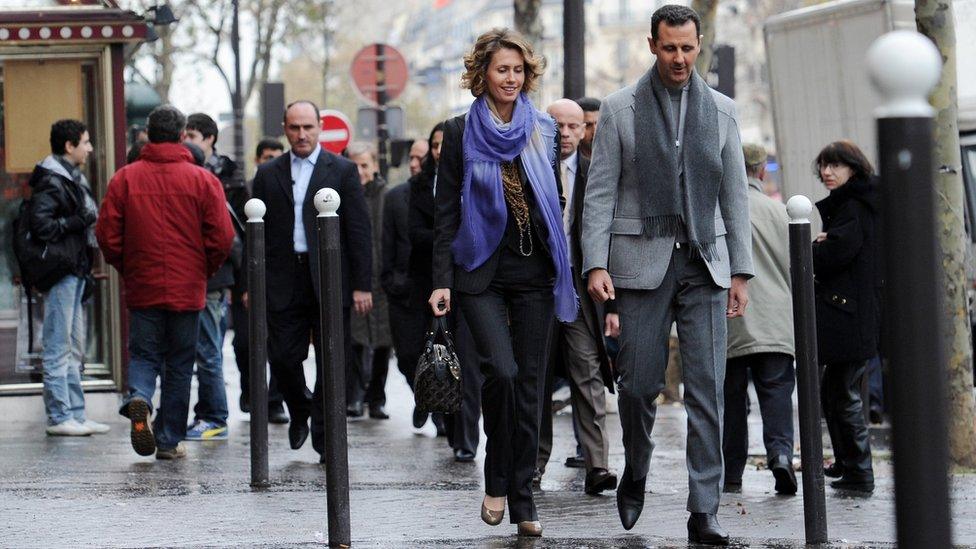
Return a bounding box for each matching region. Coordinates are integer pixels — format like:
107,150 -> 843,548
764,0 -> 975,214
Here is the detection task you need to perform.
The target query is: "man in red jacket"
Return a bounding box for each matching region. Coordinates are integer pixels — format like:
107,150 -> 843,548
96,105 -> 234,460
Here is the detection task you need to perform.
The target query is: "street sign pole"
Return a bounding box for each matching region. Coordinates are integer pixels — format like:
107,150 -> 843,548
376,43 -> 389,181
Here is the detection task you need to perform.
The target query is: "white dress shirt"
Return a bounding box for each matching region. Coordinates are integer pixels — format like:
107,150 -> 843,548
561,151 -> 579,266
290,144 -> 322,253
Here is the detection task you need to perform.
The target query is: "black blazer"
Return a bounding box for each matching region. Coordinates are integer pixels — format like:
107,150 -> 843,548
432,114 -> 562,295
252,149 -> 372,311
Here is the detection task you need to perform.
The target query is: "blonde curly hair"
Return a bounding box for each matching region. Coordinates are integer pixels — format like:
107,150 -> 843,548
461,28 -> 546,98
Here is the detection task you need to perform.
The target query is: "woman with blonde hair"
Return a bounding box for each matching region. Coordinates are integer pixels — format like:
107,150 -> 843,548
429,28 -> 575,536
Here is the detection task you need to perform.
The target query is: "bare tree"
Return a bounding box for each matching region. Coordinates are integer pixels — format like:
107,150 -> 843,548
691,0 -> 718,75
916,0 -> 976,469
514,0 -> 543,46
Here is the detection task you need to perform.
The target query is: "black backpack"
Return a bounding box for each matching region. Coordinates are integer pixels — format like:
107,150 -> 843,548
11,197 -> 73,293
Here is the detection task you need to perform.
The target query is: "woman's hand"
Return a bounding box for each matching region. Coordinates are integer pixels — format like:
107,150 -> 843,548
429,288 -> 451,317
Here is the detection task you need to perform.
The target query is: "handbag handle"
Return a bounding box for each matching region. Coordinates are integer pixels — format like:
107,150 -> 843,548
424,316 -> 458,358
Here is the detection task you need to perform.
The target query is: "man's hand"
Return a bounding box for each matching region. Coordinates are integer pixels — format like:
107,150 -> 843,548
815,232 -> 828,243
241,291 -> 249,310
727,276 -> 749,318
587,269 -> 616,304
429,288 -> 451,317
604,313 -> 621,338
353,290 -> 373,316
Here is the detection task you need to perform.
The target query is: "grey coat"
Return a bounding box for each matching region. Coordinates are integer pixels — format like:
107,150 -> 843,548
580,81 -> 754,289
726,179 -> 794,359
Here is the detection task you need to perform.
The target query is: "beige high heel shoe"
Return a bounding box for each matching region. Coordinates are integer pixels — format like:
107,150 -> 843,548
481,497 -> 505,526
517,520 -> 543,537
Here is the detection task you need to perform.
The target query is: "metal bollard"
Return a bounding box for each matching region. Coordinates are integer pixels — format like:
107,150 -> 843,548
867,31 -> 952,547
245,198 -> 270,488
786,195 -> 828,544
314,188 -> 351,547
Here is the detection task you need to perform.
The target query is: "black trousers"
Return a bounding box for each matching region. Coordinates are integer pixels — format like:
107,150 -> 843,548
441,306 -> 484,456
822,359 -> 874,479
387,296 -> 427,391
232,298 -> 284,409
266,255 -> 352,455
458,248 -> 553,524
722,352 -> 796,483
357,345 -> 392,407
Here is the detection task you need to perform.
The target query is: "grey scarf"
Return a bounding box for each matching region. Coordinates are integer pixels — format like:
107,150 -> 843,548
634,65 -> 723,260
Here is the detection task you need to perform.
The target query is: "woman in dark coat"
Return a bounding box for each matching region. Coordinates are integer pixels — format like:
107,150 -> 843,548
812,140 -> 881,492
429,28 -> 574,536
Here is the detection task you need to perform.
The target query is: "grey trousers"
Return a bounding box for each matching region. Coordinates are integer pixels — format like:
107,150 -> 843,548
616,250 -> 727,514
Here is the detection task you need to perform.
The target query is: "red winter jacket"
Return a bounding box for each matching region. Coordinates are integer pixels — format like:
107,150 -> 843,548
96,142 -> 234,311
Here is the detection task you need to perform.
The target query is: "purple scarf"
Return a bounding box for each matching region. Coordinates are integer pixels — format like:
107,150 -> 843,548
451,93 -> 577,322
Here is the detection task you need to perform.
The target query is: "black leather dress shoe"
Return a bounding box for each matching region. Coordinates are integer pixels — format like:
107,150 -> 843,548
532,468 -> 543,486
687,513 -> 730,545
346,402 -> 364,418
824,462 -> 844,478
412,406 -> 428,428
369,404 -> 390,420
564,455 -> 585,468
268,404 -> 289,425
454,448 -> 475,462
239,394 -> 251,414
769,455 -> 798,495
432,413 -> 447,437
722,480 -> 742,494
584,468 -> 618,495
616,465 -> 646,530
288,418 -> 310,450
830,475 -> 874,493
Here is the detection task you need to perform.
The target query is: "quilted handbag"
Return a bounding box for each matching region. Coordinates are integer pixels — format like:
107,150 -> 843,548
414,317 -> 462,414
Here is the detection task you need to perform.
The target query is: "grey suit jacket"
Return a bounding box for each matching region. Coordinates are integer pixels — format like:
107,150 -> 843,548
580,80 -> 754,290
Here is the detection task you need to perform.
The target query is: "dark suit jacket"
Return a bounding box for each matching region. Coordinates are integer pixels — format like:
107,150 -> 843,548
252,149 -> 372,311
381,182 -> 412,302
432,114 -> 562,295
407,170 -> 436,304
563,152 -> 614,390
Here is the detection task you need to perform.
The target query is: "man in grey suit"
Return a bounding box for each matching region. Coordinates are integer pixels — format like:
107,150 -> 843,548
581,5 -> 753,545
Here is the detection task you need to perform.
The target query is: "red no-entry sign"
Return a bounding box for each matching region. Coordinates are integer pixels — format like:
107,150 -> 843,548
319,109 -> 352,154
350,43 -> 409,106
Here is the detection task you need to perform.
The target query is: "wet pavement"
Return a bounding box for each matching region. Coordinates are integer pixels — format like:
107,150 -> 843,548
2,337 -> 975,548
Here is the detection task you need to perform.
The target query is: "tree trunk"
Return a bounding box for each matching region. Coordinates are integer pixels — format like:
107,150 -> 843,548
691,0 -> 718,75
514,0 -> 544,47
153,25 -> 176,103
916,0 -> 976,469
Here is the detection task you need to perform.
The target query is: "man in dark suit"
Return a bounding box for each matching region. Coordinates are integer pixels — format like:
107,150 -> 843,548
251,100 -> 372,459
536,99 -> 618,495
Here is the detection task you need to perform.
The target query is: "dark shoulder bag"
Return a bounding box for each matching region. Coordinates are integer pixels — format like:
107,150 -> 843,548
414,316 -> 462,414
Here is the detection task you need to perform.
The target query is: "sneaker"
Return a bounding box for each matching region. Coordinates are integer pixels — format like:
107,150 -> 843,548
156,442 -> 187,460
46,419 -> 93,437
185,420 -> 228,441
127,398 -> 156,456
80,419 -> 111,434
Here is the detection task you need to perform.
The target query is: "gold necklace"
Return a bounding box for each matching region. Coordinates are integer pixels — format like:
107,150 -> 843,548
501,161 -> 533,256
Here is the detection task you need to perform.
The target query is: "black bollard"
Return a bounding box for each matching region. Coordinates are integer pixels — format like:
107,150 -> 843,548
314,188 -> 351,547
245,198 -> 269,488
868,31 -> 952,547
786,195 -> 828,544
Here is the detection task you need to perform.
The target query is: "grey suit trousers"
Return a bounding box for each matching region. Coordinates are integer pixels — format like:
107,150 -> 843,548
616,249 -> 727,514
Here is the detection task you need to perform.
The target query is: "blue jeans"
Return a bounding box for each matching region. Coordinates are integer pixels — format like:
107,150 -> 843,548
42,275 -> 87,425
193,291 -> 229,426
120,308 -> 199,449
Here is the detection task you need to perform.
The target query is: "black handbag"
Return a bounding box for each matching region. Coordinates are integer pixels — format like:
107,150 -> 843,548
414,317 -> 462,414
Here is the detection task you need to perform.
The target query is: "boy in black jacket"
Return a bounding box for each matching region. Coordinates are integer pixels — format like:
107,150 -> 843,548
27,119 -> 109,436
